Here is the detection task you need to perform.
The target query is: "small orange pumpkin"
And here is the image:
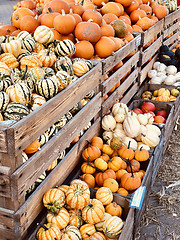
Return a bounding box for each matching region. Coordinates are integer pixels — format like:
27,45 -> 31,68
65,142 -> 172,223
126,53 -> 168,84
89,136 -> 104,150
103,178 -> 119,192
117,187 -> 129,196
95,169 -> 116,187
102,13 -> 118,24
127,159 -> 140,173
24,139 -> 40,154
11,7 -> 35,29
82,145 -> 101,161
95,37 -> 116,58
105,202 -> 122,217
116,169 -> 128,181
134,147 -> 149,161
118,142 -> 134,160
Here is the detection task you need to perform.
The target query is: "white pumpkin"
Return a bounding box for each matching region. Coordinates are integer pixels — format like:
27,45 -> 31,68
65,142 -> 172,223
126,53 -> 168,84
137,142 -> 150,151
164,75 -> 176,85
115,123 -> 123,130
156,72 -> 167,82
34,26 -> 54,44
123,114 -> 141,138
166,65 -> 177,76
157,63 -> 167,72
95,213 -> 112,232
114,113 -> 125,123
135,125 -> 147,141
175,72 -> 180,82
126,110 -> 137,118
141,130 -> 160,148
146,124 -> 161,136
113,128 -> 126,140
102,115 -> 116,131
103,216 -> 124,238
149,76 -> 163,84
137,114 -> 148,125
123,137 -> 137,150
112,103 -> 128,116
148,69 -> 157,78
153,61 -> 161,70
103,131 -> 113,141
144,113 -> 154,124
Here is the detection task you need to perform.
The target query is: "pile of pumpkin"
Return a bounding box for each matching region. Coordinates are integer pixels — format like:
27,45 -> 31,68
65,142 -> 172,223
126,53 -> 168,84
37,179 -> 126,240
141,87 -> 179,102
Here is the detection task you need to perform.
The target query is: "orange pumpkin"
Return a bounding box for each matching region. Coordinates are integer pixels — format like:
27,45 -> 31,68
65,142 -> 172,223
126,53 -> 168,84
117,187 -> 129,196
48,0 -> 70,14
21,0 -> 36,9
102,13 -> 118,24
51,29 -> 62,40
108,157 -> 127,171
103,178 -> 119,192
70,13 -> 82,25
115,0 -> 132,7
118,142 -> 134,160
118,15 -> 131,25
82,9 -> 103,26
74,40 -> 94,59
121,172 -> 141,191
105,202 -> 122,217
41,9 -> 59,28
125,0 -> 139,14
0,25 -> 17,35
102,144 -> 114,156
95,169 -> 116,187
101,2 -> 122,17
69,2 -> 85,15
11,29 -> 21,37
93,0 -> 108,7
132,24 -> 143,32
20,15 -> 40,33
116,169 -> 128,181
95,37 -> 115,58
80,174 -> 96,188
89,136 -> 104,150
134,147 -> 149,161
136,17 -> 153,30
126,159 -> 140,173
101,20 -> 115,37
11,7 -> 35,29
82,145 -> 101,161
60,33 -> 75,43
100,154 -> 110,162
24,139 -> 40,154
153,5 -> 167,19
130,9 -> 146,23
124,32 -> 134,42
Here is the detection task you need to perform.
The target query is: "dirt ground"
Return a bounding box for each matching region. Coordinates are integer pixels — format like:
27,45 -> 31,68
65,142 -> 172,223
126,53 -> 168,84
135,118 -> 180,240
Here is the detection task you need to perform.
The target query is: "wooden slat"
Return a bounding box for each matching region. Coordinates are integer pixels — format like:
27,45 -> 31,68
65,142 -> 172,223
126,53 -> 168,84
0,129 -> 7,153
164,8 -> 180,27
141,36 -> 162,65
139,53 -> 158,85
142,20 -> 164,46
163,21 -> 179,38
9,63 -> 102,158
14,118 -> 101,238
102,69 -> 138,116
0,207 -> 15,237
102,52 -> 140,95
11,93 -> 102,203
120,82 -> 139,104
169,40 -> 178,50
102,36 -> 141,74
119,208 -> 134,240
163,31 -> 179,47
0,166 -> 11,198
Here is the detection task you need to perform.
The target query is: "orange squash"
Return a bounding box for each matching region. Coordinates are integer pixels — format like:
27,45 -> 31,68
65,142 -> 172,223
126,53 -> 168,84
101,2 -> 122,17
117,187 -> 129,196
24,139 -> 40,154
118,15 -> 131,25
102,13 -> 118,24
132,24 -> 143,32
82,9 -> 103,26
74,40 -> 94,59
20,15 -> 40,33
51,29 -> 62,40
115,0 -> 132,7
69,2 -> 85,15
136,17 -> 153,30
41,9 -> 59,28
130,9 -> 146,23
48,0 -> 70,14
0,25 -> 17,35
105,202 -> 122,217
103,178 -> 119,192
21,0 -> 36,9
126,0 -> 139,14
116,169 -> 128,181
139,4 -> 152,17
95,37 -> 115,58
153,5 -> 167,19
11,7 -> 35,28
95,169 -> 116,187
101,20 -> 115,37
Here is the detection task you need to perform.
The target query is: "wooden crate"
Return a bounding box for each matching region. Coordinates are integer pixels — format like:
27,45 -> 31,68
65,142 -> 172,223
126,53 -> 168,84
163,8 -> 180,49
101,35 -> 141,116
134,82 -> 180,112
139,20 -> 164,67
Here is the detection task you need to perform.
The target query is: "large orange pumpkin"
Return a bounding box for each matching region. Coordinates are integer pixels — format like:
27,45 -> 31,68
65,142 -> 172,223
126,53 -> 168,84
125,0 -> 139,14
95,37 -> 115,58
74,40 -> 94,59
102,13 -> 118,24
20,15 -> 40,33
11,7 -> 35,29
48,0 -> 70,14
153,5 -> 167,19
41,10 -> 60,28
75,21 -> 101,43
82,9 -> 103,26
130,9 -> 146,23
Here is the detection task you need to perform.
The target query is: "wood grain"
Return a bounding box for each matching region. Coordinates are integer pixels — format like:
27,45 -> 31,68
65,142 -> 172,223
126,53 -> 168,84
164,8 -> 180,27
102,69 -> 138,116
9,63 -> 102,158
163,21 -> 179,38
11,93 -> 102,204
102,52 -> 140,95
163,31 -> 179,47
120,82 -> 139,105
0,166 -> 11,198
0,129 -> 7,154
0,207 -> 15,238
119,208 -> 134,240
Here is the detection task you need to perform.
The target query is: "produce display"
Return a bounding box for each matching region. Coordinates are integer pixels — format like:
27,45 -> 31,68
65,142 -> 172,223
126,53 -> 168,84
36,179 -> 126,239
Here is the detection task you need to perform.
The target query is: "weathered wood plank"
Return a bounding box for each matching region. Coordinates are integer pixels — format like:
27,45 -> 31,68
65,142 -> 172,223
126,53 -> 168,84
102,52 -> 140,95
163,31 -> 179,47
14,118 -> 101,238
164,8 -> 180,27
0,129 -> 7,154
141,36 -> 162,65
119,208 -> 134,240
0,166 -> 11,198
11,93 -> 102,203
163,21 -> 179,38
0,207 -> 15,236
102,36 -> 141,74
120,82 -> 139,104
142,20 -> 164,46
9,63 -> 102,158
102,69 -> 138,116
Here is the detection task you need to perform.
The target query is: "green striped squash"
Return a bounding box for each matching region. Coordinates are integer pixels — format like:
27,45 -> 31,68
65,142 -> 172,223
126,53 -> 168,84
61,226 -> 81,240
0,73 -> 11,91
103,216 -> 124,238
36,77 -> 58,99
0,91 -> 9,111
56,70 -> 72,91
55,39 -> 76,57
17,31 -> 32,40
65,111 -> 73,121
45,125 -> 58,139
22,38 -> 36,52
73,58 -> 93,70
58,150 -> 66,160
6,83 -> 32,105
54,56 -> 74,76
43,67 -> 55,77
54,115 -> 67,130
26,172 -> 46,194
30,67 -> 45,82
4,102 -> 29,120
37,133 -> 49,147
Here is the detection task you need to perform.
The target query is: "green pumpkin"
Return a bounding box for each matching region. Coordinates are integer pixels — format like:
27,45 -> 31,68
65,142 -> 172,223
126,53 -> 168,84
35,77 -> 58,99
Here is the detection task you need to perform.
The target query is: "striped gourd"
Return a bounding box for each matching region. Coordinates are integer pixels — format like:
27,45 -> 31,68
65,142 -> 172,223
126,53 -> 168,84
26,172 -> 46,194
54,115 -> 67,130
22,151 -> 28,163
4,102 -> 29,120
22,38 -> 36,52
61,226 -> 81,240
70,102 -> 83,115
54,56 -> 74,76
37,133 -> 49,147
56,70 -> 72,91
0,53 -> 19,69
73,58 -> 94,70
34,42 -> 45,53
30,93 -> 46,111
0,62 -> 10,75
70,75 -> 78,84
0,113 -> 3,121
17,31 -> 32,40
30,67 -> 45,82
0,73 -> 11,91
47,207 -> 70,230
85,90 -> 95,99
65,111 -> 73,121
58,150 -> 66,160
73,60 -> 89,77
1,39 -> 22,58
6,82 -> 32,105
37,49 -> 57,67
0,36 -> 16,44
20,55 -> 42,70
103,216 -> 124,238
10,66 -> 35,92
45,125 -> 58,139
55,39 -> 76,57
0,91 -> 9,111
36,77 -> 58,99
43,67 -> 55,77
17,51 -> 31,61
34,25 -> 54,44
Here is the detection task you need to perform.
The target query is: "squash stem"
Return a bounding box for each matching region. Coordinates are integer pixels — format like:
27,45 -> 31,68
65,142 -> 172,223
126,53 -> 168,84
128,141 -> 131,149
127,159 -> 134,178
87,158 -> 104,173
22,65 -> 28,80
37,223 -> 48,231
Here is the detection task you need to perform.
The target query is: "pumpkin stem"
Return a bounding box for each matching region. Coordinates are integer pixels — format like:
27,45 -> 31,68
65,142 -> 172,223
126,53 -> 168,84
87,158 -> 104,173
79,175 -> 84,181
61,9 -> 65,16
128,141 -> 131,149
22,65 -> 28,80
48,7 -> 53,13
37,223 -> 48,231
70,8 -> 73,14
86,140 -> 90,145
140,146 -> 143,151
127,159 -> 134,178
86,233 -> 91,237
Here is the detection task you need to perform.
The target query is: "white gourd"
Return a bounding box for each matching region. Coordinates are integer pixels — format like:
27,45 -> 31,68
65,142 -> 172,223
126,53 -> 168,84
115,123 -> 123,130
112,103 -> 128,116
150,76 -> 163,84
166,65 -> 177,76
103,131 -> 113,141
126,111 -> 137,118
148,69 -> 157,78
144,113 -> 154,124
102,115 -> 116,131
153,61 -> 161,70
175,72 -> 180,82
123,113 -> 141,138
146,124 -> 161,136
114,113 -> 125,123
156,72 -> 167,82
137,143 -> 150,151
141,130 -> 160,148
113,129 -> 126,140
164,75 -> 176,85
123,137 -> 137,150
135,125 -> 147,141
157,63 -> 167,72
137,114 -> 148,125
